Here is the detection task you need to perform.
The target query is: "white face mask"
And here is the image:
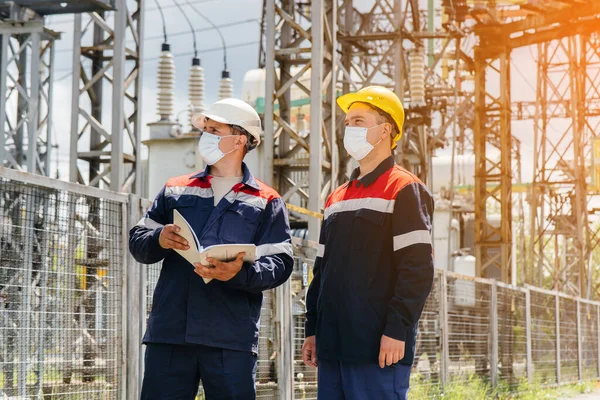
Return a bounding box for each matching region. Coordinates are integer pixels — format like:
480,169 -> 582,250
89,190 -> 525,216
198,132 -> 236,165
343,124 -> 384,161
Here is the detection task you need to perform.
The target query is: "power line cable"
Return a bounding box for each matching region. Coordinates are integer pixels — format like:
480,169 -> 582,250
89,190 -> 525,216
145,40 -> 257,62
53,40 -> 258,75
172,0 -> 198,58
52,18 -> 258,54
153,0 -> 169,44
47,0 -> 219,25
146,18 -> 257,42
183,0 -> 227,70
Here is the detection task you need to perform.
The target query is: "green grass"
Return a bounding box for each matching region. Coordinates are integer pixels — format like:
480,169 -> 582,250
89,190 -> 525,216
409,374 -> 597,400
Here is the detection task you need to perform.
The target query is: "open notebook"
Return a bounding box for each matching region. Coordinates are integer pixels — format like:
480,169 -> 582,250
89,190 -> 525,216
172,209 -> 256,284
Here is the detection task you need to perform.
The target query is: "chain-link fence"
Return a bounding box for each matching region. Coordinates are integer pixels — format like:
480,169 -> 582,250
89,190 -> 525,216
1,169 -> 126,399
3,168 -> 600,400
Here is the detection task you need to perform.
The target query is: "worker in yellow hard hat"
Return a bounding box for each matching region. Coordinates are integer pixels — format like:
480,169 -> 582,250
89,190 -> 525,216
302,86 -> 435,400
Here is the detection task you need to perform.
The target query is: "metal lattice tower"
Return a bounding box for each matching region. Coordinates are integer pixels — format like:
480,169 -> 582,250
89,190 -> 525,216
69,0 -> 144,194
475,1 -> 600,293
473,46 -> 513,282
261,0 -> 337,242
260,0 -> 472,240
0,16 -> 59,177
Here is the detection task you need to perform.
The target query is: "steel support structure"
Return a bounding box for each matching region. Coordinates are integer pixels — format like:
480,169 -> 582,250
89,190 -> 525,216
70,0 -> 144,194
0,19 -> 58,177
583,33 -> 600,298
473,46 -> 512,282
529,37 -> 589,296
472,1 -> 600,287
262,0 -> 336,240
337,0 -> 436,183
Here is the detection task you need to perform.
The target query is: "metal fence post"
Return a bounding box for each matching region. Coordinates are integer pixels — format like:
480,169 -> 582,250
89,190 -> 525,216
490,281 -> 499,387
525,288 -> 533,384
440,269 -> 449,389
120,201 -> 129,400
125,195 -> 142,400
276,279 -> 294,399
597,304 -> 600,379
576,299 -> 582,382
556,293 -> 561,384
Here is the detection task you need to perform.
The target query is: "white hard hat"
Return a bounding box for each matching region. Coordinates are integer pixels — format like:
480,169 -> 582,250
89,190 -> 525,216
191,98 -> 262,148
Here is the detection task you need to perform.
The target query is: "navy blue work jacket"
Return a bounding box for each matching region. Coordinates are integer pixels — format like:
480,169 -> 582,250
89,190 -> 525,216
129,163 -> 294,353
305,156 -> 435,366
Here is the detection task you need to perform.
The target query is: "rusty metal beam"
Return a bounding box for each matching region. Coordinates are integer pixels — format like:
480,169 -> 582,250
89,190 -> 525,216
475,2 -> 600,37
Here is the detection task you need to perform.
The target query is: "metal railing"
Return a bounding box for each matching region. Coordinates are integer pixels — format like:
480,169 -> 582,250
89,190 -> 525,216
1,168 -> 600,399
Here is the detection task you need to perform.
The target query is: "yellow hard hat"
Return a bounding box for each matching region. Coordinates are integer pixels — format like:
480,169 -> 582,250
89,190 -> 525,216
336,86 -> 405,149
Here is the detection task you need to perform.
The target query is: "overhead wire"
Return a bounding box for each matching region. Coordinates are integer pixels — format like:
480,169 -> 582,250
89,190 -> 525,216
183,0 -> 228,71
153,0 -> 169,44
46,0 -> 219,25
172,0 -> 198,59
53,40 -> 258,75
52,18 -> 258,54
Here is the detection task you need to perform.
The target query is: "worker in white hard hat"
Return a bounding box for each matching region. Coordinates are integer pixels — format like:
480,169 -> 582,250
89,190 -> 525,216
130,98 -> 294,399
302,86 -> 435,400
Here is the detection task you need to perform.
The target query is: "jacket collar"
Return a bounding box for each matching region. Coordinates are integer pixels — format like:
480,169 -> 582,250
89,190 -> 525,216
347,155 -> 395,188
191,162 -> 261,190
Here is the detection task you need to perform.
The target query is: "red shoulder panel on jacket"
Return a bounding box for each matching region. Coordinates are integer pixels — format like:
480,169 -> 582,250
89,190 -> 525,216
165,172 -> 211,188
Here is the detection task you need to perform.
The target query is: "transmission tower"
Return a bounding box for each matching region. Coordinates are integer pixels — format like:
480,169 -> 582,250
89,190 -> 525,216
0,6 -> 59,176
69,0 -> 144,194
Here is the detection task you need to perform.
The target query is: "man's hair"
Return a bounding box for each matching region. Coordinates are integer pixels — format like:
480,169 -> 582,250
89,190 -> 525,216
230,125 -> 258,153
365,104 -> 399,146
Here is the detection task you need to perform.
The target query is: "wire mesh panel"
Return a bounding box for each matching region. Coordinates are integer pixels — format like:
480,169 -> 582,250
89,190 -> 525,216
559,297 -> 579,383
145,263 -> 161,317
256,289 -> 278,399
0,176 -> 124,399
497,286 -> 527,388
293,256 -> 317,400
447,275 -> 492,384
411,270 -> 441,395
530,290 -> 557,384
580,301 -> 599,381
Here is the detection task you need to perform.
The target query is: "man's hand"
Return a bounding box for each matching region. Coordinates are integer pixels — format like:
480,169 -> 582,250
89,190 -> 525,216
194,252 -> 245,282
302,336 -> 318,368
158,224 -> 189,250
378,335 -> 405,368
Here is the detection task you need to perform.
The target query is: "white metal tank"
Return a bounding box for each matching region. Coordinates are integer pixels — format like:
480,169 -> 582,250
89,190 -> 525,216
452,254 -> 476,307
241,68 -> 312,109
432,207 -> 460,271
241,69 -> 266,106
431,154 -> 475,194
143,135 -> 203,199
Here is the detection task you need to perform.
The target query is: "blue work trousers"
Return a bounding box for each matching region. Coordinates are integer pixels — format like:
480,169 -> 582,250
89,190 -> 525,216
140,343 -> 257,400
317,359 -> 411,400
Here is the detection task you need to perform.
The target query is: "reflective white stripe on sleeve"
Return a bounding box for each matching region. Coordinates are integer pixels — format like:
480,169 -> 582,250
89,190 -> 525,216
256,242 -> 293,258
393,230 -> 431,252
136,217 -> 164,230
324,197 -> 395,220
317,244 -> 325,258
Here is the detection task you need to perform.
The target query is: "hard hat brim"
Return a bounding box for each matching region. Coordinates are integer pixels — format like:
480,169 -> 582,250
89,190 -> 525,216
191,112 -> 262,146
191,112 -> 231,129
336,92 -> 365,113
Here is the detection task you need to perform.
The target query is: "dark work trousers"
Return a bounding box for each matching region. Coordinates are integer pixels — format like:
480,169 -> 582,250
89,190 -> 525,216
317,359 -> 411,400
140,343 -> 257,400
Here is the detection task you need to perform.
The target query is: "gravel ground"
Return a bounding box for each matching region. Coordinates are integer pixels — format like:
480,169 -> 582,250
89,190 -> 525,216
565,388 -> 600,400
